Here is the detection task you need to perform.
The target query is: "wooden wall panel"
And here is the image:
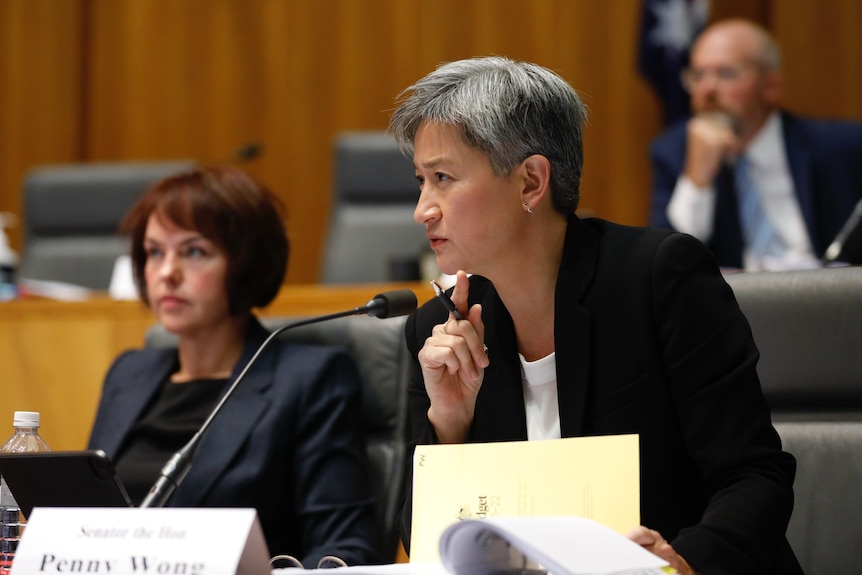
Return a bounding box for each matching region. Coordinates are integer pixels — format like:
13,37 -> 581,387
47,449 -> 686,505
771,0 -> 862,120
0,0 -> 84,251
1,0 -> 860,286
76,0 -> 666,283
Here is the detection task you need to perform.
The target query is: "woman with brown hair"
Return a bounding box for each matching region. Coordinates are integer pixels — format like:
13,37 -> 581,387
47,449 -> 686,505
88,166 -> 377,566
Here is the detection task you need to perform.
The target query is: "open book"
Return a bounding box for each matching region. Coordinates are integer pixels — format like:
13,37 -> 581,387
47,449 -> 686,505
438,515 -> 671,575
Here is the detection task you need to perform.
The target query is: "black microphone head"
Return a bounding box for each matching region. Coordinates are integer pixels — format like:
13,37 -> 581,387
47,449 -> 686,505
236,142 -> 262,161
366,289 -> 417,318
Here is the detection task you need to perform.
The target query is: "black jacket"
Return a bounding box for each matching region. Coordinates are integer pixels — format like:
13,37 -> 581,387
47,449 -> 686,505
401,216 -> 802,575
89,318 -> 378,566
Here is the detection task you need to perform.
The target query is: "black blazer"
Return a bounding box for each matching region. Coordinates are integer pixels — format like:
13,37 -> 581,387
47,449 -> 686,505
649,111 -> 862,268
401,217 -> 802,575
88,318 -> 378,567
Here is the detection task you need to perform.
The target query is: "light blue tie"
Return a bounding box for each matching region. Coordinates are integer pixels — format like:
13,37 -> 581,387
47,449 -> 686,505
735,156 -> 774,262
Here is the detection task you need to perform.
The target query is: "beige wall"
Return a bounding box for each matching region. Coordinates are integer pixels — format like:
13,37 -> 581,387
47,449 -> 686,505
2,0 -> 861,284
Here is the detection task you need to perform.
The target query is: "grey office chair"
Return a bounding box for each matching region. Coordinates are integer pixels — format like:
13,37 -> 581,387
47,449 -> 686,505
146,314 -> 411,563
725,267 -> 862,575
321,132 -> 428,284
20,160 -> 194,290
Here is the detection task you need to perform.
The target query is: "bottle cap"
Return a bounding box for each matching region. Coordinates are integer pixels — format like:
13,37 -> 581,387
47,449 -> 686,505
12,411 -> 39,428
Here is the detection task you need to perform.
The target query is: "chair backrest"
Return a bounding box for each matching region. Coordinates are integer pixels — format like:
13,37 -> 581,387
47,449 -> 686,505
21,160 -> 193,290
724,267 -> 862,575
320,132 -> 428,284
773,420 -> 862,575
723,266 -> 862,415
145,314 -> 410,563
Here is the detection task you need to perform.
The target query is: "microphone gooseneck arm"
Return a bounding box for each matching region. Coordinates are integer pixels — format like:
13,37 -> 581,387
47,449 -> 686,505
139,289 -> 417,508
824,196 -> 862,265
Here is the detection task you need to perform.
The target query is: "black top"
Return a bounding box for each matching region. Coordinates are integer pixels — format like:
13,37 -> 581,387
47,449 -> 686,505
115,377 -> 227,505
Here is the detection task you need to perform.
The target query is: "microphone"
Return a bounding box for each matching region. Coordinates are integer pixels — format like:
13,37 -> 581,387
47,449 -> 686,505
232,142 -> 262,162
139,289 -> 417,508
205,141 -> 263,166
823,196 -> 862,265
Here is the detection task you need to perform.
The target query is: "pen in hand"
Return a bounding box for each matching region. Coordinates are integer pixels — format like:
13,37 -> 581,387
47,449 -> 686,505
431,280 -> 464,320
431,280 -> 489,354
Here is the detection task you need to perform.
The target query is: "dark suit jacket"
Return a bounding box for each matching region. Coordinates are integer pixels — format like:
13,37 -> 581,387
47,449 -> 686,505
88,318 -> 377,567
400,216 -> 802,575
649,111 -> 862,268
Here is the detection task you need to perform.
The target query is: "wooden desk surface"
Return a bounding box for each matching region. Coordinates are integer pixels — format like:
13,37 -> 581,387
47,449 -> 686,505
0,282 -> 433,451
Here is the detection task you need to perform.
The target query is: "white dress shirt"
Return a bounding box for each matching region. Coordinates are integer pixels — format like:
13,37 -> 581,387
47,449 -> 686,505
519,352 -> 561,441
667,112 -> 820,270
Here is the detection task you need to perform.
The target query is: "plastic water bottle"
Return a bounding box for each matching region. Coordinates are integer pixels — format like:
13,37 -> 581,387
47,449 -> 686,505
0,411 -> 51,574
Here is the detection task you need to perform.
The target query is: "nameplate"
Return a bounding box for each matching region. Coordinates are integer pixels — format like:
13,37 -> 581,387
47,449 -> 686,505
12,507 -> 271,575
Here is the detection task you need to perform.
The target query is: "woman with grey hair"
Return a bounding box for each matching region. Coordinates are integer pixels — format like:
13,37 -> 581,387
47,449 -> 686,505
394,56 -> 802,575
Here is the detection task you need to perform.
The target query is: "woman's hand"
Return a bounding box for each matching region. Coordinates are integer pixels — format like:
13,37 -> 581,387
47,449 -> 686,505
418,271 -> 489,443
627,526 -> 699,575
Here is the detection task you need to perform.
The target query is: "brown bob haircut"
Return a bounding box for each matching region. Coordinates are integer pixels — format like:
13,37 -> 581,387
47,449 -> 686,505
121,166 -> 289,315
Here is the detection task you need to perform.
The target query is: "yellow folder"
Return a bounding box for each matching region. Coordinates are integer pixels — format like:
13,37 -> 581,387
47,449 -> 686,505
410,434 -> 641,564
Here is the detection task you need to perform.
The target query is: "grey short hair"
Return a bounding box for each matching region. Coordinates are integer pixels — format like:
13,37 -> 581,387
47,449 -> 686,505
389,56 -> 588,213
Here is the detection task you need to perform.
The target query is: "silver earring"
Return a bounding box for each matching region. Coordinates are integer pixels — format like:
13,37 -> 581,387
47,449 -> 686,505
522,203 -> 533,213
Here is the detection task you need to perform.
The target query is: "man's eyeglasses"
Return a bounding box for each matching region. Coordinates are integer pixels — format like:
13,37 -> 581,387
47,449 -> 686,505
681,64 -> 761,92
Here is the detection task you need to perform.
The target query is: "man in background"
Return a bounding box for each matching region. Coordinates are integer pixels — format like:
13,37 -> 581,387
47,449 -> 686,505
649,19 -> 862,270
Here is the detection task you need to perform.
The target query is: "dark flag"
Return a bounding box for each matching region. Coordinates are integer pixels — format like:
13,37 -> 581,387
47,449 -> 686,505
638,0 -> 710,126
